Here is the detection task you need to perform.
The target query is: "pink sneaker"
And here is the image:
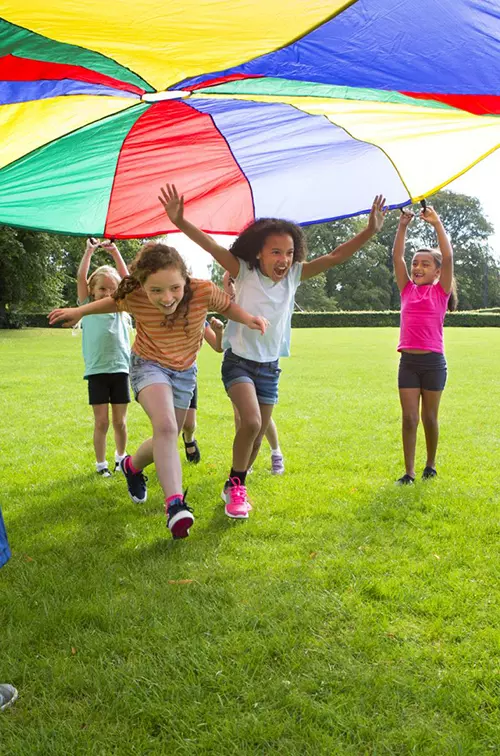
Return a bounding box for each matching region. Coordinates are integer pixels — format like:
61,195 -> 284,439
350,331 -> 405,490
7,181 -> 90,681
221,478 -> 251,519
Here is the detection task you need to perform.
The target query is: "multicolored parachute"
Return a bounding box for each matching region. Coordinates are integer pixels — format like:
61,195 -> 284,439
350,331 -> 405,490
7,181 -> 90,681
0,1 -> 499,238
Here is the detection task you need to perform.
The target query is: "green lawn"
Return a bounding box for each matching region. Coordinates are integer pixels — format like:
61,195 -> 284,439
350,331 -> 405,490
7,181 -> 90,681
0,328 -> 499,755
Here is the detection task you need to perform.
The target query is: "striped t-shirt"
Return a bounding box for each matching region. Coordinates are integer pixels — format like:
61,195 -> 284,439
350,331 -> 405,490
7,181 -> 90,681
117,279 -> 231,371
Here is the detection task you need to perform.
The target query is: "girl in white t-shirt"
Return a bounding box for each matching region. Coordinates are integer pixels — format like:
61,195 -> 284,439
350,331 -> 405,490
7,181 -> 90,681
160,184 -> 386,519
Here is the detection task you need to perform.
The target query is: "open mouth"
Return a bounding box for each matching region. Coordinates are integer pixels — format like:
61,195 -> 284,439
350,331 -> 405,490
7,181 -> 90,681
160,302 -> 177,312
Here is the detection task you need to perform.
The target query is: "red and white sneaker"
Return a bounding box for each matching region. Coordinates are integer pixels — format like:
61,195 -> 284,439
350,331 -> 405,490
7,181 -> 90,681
221,478 -> 251,519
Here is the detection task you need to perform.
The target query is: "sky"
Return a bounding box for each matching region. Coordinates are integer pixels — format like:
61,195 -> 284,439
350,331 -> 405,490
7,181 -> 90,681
168,148 -> 500,280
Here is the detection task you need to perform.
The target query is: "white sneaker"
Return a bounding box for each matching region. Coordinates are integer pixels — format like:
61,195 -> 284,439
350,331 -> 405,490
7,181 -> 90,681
0,684 -> 18,711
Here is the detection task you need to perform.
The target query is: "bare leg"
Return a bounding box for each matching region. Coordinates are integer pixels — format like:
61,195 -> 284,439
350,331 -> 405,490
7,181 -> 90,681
92,404 -> 109,463
265,417 -> 279,451
398,388 -> 421,478
248,404 -> 275,469
182,408 -> 197,442
111,403 -> 128,456
227,383 -> 262,471
132,384 -> 187,499
421,390 -> 443,469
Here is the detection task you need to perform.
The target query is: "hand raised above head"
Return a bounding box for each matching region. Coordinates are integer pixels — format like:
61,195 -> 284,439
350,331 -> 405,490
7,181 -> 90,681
399,208 -> 415,227
368,194 -> 387,234
159,183 -> 185,226
420,205 -> 441,227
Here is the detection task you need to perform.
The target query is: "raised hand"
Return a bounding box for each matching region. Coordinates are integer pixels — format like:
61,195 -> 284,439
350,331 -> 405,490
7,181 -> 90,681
86,237 -> 100,253
100,239 -> 119,254
367,195 -> 387,234
420,205 -> 441,227
159,183 -> 185,226
48,307 -> 82,328
399,208 -> 415,227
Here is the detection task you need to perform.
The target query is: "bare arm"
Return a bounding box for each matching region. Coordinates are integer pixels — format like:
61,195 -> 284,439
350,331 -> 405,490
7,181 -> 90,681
101,240 -> 129,279
301,195 -> 386,280
421,206 -> 453,293
393,210 -> 413,292
49,296 -> 118,327
204,318 -> 224,353
158,183 -> 240,277
77,239 -> 98,302
223,302 -> 268,335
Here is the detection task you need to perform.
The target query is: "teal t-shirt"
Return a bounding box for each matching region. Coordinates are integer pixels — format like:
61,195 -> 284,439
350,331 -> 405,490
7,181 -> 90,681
79,298 -> 131,378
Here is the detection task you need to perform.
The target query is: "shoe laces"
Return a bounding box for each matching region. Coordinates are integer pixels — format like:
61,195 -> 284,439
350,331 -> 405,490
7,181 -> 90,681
228,478 -> 248,505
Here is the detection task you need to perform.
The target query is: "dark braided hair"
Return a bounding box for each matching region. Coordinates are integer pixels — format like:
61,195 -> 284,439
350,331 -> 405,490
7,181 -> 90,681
413,248 -> 458,311
114,243 -> 193,331
230,218 -> 307,270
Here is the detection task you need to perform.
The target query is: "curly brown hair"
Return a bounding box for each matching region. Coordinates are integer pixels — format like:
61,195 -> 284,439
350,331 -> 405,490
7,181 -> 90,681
230,218 -> 307,270
114,243 -> 193,329
413,248 -> 458,311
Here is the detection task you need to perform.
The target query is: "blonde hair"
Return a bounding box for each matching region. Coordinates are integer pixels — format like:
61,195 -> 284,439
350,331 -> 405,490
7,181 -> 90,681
88,265 -> 121,297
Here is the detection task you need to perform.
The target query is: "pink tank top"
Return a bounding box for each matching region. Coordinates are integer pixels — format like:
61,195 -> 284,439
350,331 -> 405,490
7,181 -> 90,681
398,281 -> 450,353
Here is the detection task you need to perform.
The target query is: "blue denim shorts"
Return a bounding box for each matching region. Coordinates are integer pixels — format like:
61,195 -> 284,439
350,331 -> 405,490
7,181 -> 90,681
221,349 -> 281,405
130,352 -> 197,410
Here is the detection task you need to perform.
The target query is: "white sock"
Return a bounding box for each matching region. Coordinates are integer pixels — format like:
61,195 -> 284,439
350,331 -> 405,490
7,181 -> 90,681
271,447 -> 282,457
96,461 -> 108,471
115,451 -> 127,464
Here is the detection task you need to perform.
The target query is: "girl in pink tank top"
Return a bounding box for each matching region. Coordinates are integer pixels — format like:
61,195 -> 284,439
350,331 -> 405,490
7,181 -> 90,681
393,205 -> 457,485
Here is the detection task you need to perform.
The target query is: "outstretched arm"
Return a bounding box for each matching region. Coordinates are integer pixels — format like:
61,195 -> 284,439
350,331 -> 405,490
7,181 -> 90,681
393,210 -> 413,292
49,296 -> 118,327
222,302 -> 268,335
77,239 -> 99,302
301,195 -> 386,280
421,206 -> 453,293
159,183 -> 240,278
100,240 -> 129,279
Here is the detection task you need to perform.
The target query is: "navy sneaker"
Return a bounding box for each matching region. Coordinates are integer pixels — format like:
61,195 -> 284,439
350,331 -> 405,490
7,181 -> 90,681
396,473 -> 415,485
167,492 -> 194,539
422,466 -> 437,480
120,455 -> 148,503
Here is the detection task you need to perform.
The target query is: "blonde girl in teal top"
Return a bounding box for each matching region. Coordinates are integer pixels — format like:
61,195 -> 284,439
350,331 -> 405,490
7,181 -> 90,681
77,239 -> 131,477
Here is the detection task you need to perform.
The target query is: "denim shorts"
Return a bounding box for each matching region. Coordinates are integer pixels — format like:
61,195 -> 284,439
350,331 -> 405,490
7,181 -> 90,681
398,351 -> 447,391
221,349 -> 281,405
129,352 -> 197,410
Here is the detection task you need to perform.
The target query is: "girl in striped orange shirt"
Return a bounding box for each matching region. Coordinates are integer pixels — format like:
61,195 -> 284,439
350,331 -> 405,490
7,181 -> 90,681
49,243 -> 267,540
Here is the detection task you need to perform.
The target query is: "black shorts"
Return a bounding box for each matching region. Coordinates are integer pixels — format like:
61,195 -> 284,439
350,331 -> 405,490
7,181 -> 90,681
189,382 -> 198,410
398,352 -> 447,391
87,373 -> 131,405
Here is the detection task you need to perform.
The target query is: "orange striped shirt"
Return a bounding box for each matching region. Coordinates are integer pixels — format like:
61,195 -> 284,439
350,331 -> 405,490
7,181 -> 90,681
117,279 -> 231,371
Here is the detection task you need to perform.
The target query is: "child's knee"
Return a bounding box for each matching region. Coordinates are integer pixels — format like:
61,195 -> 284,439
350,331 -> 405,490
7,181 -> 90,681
95,417 -> 110,434
402,412 -> 419,431
240,414 -> 262,438
153,417 -> 178,438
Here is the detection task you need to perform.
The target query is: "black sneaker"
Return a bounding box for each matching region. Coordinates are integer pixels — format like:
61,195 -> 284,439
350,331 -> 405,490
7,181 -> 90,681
396,473 -> 415,485
182,434 -> 201,464
422,466 -> 437,480
120,455 -> 148,503
97,467 -> 112,478
167,492 -> 194,539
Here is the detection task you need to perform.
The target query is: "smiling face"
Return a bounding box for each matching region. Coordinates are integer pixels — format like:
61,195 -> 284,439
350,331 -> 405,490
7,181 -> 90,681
91,273 -> 119,300
411,252 -> 440,286
143,267 -> 186,316
256,233 -> 294,282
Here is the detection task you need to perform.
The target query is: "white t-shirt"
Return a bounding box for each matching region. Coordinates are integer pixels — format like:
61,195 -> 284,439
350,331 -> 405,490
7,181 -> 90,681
222,260 -> 302,362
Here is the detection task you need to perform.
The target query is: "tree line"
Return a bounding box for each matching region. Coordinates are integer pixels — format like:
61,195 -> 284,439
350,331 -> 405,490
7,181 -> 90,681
1,191 -> 498,324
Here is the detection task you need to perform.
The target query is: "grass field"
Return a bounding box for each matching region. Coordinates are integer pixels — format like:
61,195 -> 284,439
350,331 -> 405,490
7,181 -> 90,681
0,327 -> 499,755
